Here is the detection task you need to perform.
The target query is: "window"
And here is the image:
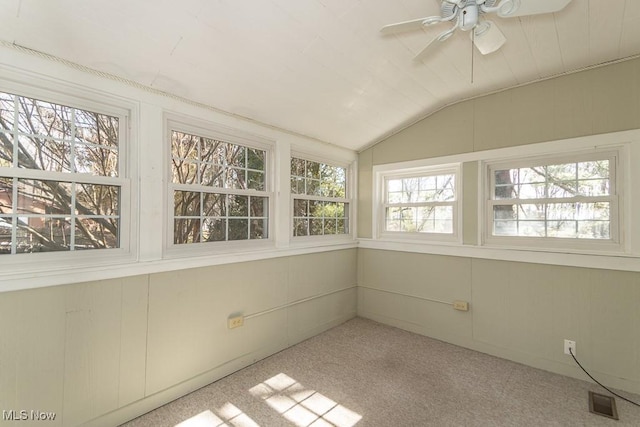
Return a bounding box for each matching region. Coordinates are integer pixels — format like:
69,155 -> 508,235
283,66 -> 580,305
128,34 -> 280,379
376,164 -> 459,241
487,152 -> 619,246
291,157 -> 349,237
170,127 -> 270,245
0,91 -> 123,255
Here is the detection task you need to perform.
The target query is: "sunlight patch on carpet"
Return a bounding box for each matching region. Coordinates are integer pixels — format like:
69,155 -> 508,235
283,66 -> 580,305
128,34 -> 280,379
249,373 -> 362,427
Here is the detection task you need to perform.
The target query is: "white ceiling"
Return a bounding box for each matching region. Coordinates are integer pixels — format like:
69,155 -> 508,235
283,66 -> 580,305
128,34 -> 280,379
1,0 -> 639,152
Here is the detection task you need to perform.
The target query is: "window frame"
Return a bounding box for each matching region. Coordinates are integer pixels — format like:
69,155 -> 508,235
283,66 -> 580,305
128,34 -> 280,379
375,163 -> 461,243
290,152 -> 353,242
483,149 -> 623,252
164,116 -> 275,256
0,84 -> 135,269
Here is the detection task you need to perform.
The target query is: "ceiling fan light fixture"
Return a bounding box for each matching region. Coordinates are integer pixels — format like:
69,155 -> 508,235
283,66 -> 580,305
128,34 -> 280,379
474,21 -> 491,37
472,20 -> 506,54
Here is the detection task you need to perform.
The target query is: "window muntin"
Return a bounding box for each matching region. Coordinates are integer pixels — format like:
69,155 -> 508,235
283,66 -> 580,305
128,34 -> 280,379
291,157 -> 349,237
170,130 -> 269,245
488,155 -> 617,241
384,173 -> 456,234
0,92 -> 121,254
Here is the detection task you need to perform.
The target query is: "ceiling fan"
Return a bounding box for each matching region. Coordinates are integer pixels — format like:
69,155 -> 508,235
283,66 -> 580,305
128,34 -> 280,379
381,0 -> 572,60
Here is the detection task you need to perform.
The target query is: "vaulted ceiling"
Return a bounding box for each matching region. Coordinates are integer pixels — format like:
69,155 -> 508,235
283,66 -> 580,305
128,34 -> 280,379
1,0 -> 638,151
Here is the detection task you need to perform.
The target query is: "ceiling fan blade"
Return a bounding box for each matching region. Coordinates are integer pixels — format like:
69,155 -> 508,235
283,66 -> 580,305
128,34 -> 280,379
413,26 -> 456,61
472,21 -> 506,55
498,0 -> 572,18
380,16 -> 441,34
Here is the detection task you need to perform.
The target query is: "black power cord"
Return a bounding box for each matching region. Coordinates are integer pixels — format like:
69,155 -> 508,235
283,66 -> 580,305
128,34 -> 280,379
569,348 -> 640,407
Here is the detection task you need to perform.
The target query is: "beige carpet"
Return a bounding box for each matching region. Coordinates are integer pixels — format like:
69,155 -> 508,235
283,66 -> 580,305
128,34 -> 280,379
121,317 -> 640,426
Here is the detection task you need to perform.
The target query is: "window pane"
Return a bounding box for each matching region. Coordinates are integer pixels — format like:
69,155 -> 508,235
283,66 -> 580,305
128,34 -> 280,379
172,159 -> 198,185
203,218 -> 225,242
74,143 -> 118,176
203,193 -> 226,217
293,199 -> 308,217
76,184 -> 119,216
547,203 -> 575,220
174,218 -> 200,244
578,160 -> 608,180
494,205 -> 516,220
228,195 -> 248,217
547,221 -> 577,238
0,216 -> 11,254
18,97 -> 73,140
578,221 -> 610,239
578,202 -> 609,220
16,216 -> 71,253
228,219 -> 248,240
75,217 -> 119,249
250,196 -> 267,218
516,204 -> 545,220
0,177 -> 13,213
248,148 -> 265,170
306,161 -> 321,179
294,218 -> 308,237
324,218 -> 337,234
291,157 -> 305,177
547,181 -> 577,198
546,163 -> 576,181
174,191 -> 200,217
0,133 -> 12,167
247,170 -> 264,191
309,218 -> 323,235
291,177 -> 304,194
517,183 -> 546,199
228,145 -> 246,167
17,135 -> 72,173
75,110 -> 119,148
578,179 -> 609,196
201,164 -> 224,187
250,218 -> 267,239
518,221 -> 546,237
494,170 -> 516,199
17,179 -> 72,215
519,167 -> 545,184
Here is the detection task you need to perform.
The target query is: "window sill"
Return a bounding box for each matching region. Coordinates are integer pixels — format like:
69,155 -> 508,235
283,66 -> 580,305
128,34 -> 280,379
0,241 -> 358,293
358,238 -> 640,272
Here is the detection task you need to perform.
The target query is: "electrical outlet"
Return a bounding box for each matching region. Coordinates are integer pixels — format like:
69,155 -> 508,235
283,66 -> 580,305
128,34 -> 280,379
453,300 -> 469,311
564,339 -> 576,356
228,315 -> 244,329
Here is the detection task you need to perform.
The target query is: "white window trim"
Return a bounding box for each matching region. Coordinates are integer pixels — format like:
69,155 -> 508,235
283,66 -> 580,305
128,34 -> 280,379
290,150 -> 356,244
0,60 -> 359,292
482,149 -> 623,253
364,129 -> 640,271
0,77 -> 138,274
163,114 -> 276,258
375,163 -> 461,243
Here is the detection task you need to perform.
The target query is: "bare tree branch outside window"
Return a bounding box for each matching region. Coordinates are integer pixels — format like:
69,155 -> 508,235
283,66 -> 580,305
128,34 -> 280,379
0,92 -> 120,254
171,130 -> 268,244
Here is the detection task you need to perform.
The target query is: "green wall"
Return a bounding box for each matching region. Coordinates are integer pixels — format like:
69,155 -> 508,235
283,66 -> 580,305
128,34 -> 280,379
0,249 -> 357,426
357,57 -> 640,395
